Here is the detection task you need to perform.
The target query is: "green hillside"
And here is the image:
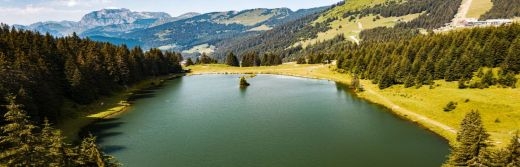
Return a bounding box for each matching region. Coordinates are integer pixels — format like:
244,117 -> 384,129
314,0 -> 387,23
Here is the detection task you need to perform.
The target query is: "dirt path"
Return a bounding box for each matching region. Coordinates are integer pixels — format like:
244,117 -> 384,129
357,22 -> 364,30
452,0 -> 473,26
364,89 -> 457,134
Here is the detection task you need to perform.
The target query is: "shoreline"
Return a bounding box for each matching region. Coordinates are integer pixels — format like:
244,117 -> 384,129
57,73 -> 185,141
63,63 -> 514,147
187,64 -> 458,145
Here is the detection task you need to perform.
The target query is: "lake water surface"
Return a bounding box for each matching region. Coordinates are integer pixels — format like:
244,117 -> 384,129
88,75 -> 449,167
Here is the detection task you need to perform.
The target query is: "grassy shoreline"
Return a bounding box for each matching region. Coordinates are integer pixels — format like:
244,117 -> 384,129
57,74 -> 184,141
188,63 -> 520,147
57,62 -> 518,147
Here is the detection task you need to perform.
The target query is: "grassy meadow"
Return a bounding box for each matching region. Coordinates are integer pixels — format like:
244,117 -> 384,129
466,0 -> 493,18
297,13 -> 421,48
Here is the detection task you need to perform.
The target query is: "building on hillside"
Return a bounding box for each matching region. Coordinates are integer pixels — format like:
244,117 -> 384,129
461,18 -> 513,27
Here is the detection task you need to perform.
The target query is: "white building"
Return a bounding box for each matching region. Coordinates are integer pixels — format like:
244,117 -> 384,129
462,18 -> 513,27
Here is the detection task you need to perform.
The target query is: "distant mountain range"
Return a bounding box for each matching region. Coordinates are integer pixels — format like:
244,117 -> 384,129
14,7 -> 328,54
14,8 -> 191,37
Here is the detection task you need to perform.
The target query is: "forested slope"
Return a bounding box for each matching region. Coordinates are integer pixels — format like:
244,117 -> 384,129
0,24 -> 184,123
215,0 -> 466,61
213,5 -> 335,60
480,0 -> 520,19
336,24 -> 520,89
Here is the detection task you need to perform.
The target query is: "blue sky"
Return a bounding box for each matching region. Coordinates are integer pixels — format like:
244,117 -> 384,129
0,0 -> 341,25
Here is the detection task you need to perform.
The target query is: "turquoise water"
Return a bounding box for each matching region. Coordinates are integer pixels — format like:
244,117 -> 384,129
88,75 -> 449,167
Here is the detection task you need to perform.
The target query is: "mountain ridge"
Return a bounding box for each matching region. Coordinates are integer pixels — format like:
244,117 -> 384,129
13,7 -> 328,55
14,8 -> 198,37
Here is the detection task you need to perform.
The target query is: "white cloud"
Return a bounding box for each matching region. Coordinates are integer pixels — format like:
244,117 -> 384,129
0,5 -> 85,25
67,0 -> 78,7
0,0 -> 118,25
50,0 -> 114,8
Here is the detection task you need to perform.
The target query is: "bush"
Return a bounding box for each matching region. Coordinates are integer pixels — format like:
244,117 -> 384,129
458,79 -> 468,89
443,101 -> 458,112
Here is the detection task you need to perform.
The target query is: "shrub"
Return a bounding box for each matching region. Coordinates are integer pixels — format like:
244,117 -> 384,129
443,101 -> 458,112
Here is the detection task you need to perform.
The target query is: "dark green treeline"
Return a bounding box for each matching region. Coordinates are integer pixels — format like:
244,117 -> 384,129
0,24 -> 184,123
480,0 -> 520,20
234,52 -> 282,67
335,24 -> 520,89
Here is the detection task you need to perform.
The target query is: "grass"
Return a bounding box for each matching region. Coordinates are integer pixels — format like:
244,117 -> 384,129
188,63 -> 520,148
57,75 -> 181,141
217,9 -> 277,26
466,0 -> 493,18
294,0 -> 422,48
315,0 -> 388,23
297,13 -> 421,48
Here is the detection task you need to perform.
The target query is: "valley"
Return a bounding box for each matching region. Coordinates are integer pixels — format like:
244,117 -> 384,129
1,0 -> 520,166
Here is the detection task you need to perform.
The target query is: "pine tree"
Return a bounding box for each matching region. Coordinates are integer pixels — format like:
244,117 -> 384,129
447,110 -> 491,166
195,57 -> 200,65
296,57 -> 306,64
0,97 -> 41,166
502,37 -> 520,74
40,119 -> 69,166
225,52 -> 239,67
498,72 -> 518,88
199,53 -> 214,64
0,97 -> 119,166
185,58 -> 194,66
500,133 -> 520,166
481,70 -> 495,88
75,134 -> 118,167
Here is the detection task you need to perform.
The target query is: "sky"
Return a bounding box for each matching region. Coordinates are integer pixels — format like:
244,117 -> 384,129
0,0 -> 341,25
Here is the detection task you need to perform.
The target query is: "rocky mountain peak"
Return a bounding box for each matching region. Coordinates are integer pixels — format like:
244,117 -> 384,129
79,8 -> 171,28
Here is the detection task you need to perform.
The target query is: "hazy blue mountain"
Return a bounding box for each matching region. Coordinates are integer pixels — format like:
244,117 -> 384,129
15,7 -> 327,54
124,7 -> 328,52
151,12 -> 201,27
15,8 -> 191,37
78,8 -> 171,29
13,21 -> 77,37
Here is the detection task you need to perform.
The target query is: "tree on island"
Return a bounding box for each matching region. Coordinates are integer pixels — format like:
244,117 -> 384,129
225,52 -> 239,67
239,76 -> 250,87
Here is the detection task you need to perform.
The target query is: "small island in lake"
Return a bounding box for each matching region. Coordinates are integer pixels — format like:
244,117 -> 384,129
240,76 -> 250,87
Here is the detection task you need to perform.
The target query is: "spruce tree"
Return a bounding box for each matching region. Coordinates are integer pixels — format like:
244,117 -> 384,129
0,97 -> 41,166
40,119 -> 69,166
296,57 -> 306,64
225,52 -> 239,67
185,58 -> 194,66
75,134 -> 118,167
501,133 -> 520,166
502,37 -> 520,74
447,110 -> 491,166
